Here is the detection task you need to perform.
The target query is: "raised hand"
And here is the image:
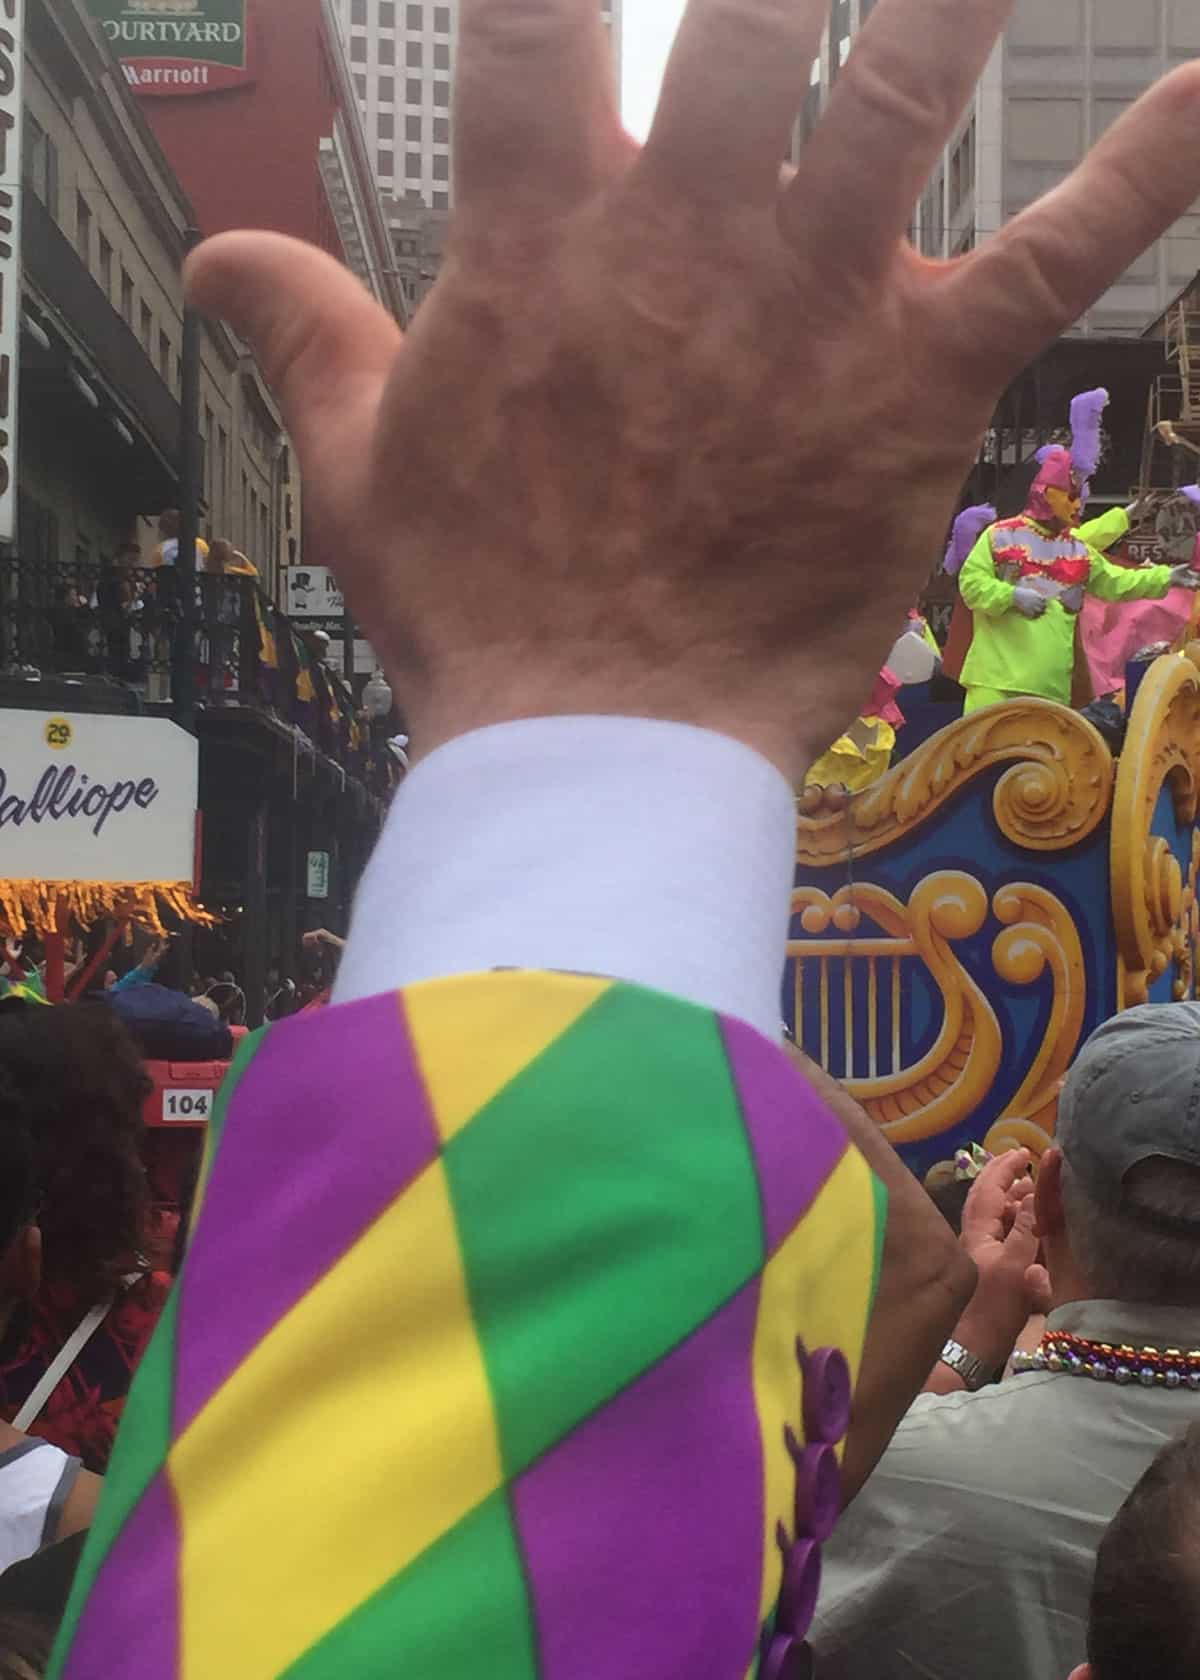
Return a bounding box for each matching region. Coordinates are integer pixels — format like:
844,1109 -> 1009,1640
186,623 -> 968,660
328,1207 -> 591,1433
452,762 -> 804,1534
187,0 -> 1200,781
956,1148 -> 1046,1374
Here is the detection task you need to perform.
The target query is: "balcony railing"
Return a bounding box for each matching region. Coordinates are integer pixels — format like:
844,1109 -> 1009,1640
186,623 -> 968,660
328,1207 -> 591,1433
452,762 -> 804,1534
0,557 -> 396,801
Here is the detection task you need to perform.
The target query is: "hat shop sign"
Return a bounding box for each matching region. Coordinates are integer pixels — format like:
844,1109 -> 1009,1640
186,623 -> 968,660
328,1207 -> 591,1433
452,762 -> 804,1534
0,713 -> 199,885
86,0 -> 254,98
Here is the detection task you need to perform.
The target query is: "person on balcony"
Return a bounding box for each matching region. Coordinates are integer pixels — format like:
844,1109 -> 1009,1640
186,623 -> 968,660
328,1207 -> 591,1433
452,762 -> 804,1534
205,540 -> 258,579
150,509 -> 208,572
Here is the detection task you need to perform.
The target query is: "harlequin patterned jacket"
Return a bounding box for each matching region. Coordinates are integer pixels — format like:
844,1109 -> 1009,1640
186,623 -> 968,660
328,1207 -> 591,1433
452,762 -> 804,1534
49,970 -> 884,1680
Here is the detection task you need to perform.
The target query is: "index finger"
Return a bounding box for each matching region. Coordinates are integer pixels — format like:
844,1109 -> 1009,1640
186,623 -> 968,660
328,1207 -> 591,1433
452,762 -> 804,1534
953,61 -> 1200,375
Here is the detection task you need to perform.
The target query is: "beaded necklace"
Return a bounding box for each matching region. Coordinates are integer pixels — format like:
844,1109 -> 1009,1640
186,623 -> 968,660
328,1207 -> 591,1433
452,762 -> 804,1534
1011,1329 -> 1200,1390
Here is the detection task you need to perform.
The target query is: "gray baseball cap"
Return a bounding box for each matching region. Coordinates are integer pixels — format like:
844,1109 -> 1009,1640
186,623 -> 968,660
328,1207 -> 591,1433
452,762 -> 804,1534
1057,1003 -> 1200,1210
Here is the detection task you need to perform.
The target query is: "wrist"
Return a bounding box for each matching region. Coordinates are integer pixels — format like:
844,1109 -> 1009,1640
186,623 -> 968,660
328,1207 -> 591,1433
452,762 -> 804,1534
950,1301 -> 1021,1376
404,661 -> 809,785
927,1337 -> 988,1391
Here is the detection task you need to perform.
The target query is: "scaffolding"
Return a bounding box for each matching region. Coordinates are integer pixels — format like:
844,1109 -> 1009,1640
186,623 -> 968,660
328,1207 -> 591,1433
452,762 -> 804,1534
1141,300 -> 1200,493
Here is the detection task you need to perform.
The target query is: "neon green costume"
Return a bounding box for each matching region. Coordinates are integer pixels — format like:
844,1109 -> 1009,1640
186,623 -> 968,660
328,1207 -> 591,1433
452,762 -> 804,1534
959,498 -> 1173,708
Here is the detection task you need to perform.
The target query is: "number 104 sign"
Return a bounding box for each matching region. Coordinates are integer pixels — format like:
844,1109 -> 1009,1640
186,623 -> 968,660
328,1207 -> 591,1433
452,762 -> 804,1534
162,1089 -> 211,1123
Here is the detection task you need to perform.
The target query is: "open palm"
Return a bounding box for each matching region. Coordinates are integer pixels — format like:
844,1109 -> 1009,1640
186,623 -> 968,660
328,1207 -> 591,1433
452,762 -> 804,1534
189,0 -> 1200,780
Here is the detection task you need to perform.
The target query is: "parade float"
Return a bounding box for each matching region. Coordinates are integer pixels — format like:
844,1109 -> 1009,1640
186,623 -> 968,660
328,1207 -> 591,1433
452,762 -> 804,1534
791,369 -> 1200,1181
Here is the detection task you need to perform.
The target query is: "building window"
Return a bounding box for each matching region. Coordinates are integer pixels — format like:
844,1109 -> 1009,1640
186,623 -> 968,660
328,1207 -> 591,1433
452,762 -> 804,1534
406,39 -> 422,65
378,74 -> 394,100
22,115 -> 58,218
405,151 -> 422,177
218,423 -> 229,519
351,0 -> 365,19
433,115 -> 449,143
406,2 -> 422,23
159,330 -> 171,380
350,33 -> 366,60
434,42 -> 449,68
378,111 -> 395,138
75,194 -> 92,264
432,153 -> 448,180
120,268 -> 134,323
354,73 -> 366,98
433,80 -> 449,107
379,0 -> 394,23
406,77 -> 422,104
139,300 -> 153,350
378,147 -> 394,176
434,5 -> 449,31
378,35 -> 394,63
406,114 -> 422,140
98,233 -> 113,298
432,190 -> 449,209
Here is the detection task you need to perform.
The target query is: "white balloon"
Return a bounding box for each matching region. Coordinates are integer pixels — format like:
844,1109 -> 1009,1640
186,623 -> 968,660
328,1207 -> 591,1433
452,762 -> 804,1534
886,630 -> 938,686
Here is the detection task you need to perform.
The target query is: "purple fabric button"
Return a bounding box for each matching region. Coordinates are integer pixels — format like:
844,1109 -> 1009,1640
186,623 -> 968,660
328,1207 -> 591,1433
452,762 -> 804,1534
801,1343 -> 851,1446
785,1429 -> 842,1541
778,1535 -> 822,1641
761,1633 -> 816,1680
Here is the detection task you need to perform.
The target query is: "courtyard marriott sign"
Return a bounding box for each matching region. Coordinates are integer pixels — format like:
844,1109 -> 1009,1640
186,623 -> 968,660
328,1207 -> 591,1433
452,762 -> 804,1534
88,0 -> 253,97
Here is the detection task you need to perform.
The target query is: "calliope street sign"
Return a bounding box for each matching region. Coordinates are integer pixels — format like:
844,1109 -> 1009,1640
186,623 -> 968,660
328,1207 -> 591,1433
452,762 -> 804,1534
87,0 -> 253,98
0,713 -> 199,885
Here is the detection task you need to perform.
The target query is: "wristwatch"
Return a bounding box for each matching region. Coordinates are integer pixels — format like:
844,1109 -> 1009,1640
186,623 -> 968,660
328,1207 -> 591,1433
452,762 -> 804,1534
939,1339 -> 992,1392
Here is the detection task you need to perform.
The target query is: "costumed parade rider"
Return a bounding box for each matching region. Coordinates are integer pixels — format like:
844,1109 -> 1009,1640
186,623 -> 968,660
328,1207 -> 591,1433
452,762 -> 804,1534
956,389 -> 1200,713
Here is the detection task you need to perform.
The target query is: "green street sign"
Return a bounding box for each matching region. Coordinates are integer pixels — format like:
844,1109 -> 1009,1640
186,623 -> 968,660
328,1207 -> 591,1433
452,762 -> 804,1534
87,0 -> 253,98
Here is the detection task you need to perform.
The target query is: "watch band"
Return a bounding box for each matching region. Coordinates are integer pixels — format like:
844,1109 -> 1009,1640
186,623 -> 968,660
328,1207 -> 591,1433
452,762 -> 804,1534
939,1338 -> 991,1392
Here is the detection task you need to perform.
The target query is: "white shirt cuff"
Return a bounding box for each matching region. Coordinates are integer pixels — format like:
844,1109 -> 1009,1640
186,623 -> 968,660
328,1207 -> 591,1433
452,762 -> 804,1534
334,717 -> 797,1039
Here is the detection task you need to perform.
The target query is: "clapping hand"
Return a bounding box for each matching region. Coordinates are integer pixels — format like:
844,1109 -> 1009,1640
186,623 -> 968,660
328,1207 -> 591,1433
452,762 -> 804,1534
956,1149 -> 1051,1373
188,0 -> 1200,781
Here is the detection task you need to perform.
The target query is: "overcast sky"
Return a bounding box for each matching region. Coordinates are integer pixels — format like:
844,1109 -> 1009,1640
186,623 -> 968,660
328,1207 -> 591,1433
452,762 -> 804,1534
621,0 -> 687,142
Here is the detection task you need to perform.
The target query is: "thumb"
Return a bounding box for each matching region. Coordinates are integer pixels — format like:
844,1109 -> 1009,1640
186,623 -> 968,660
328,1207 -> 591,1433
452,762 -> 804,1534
1004,1199 -> 1041,1267
1024,1263 -> 1052,1316
185,232 -> 402,472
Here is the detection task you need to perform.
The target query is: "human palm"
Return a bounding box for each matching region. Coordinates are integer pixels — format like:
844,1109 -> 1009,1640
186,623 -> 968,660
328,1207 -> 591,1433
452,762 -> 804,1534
189,0 -> 1200,780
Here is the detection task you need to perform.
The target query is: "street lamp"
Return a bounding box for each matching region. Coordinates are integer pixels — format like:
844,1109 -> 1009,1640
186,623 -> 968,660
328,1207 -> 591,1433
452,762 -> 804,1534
362,669 -> 393,720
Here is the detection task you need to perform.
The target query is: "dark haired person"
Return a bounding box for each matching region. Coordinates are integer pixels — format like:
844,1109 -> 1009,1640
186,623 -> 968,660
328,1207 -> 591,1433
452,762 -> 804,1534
1072,1423 -> 1200,1680
0,1095 -> 98,1572
0,1009 -> 170,1473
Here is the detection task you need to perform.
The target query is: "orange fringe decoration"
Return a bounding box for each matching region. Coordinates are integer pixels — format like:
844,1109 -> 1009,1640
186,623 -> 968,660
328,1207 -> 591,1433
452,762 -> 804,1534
0,880 -> 217,941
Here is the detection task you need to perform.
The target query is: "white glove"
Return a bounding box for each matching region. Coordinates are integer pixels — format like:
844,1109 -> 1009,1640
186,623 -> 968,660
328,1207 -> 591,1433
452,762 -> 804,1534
1012,585 -> 1047,620
1169,565 -> 1200,591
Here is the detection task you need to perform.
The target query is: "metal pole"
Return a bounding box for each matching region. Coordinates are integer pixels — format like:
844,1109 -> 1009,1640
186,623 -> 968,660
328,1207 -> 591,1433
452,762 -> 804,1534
342,598 -> 354,681
174,225 -> 203,734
